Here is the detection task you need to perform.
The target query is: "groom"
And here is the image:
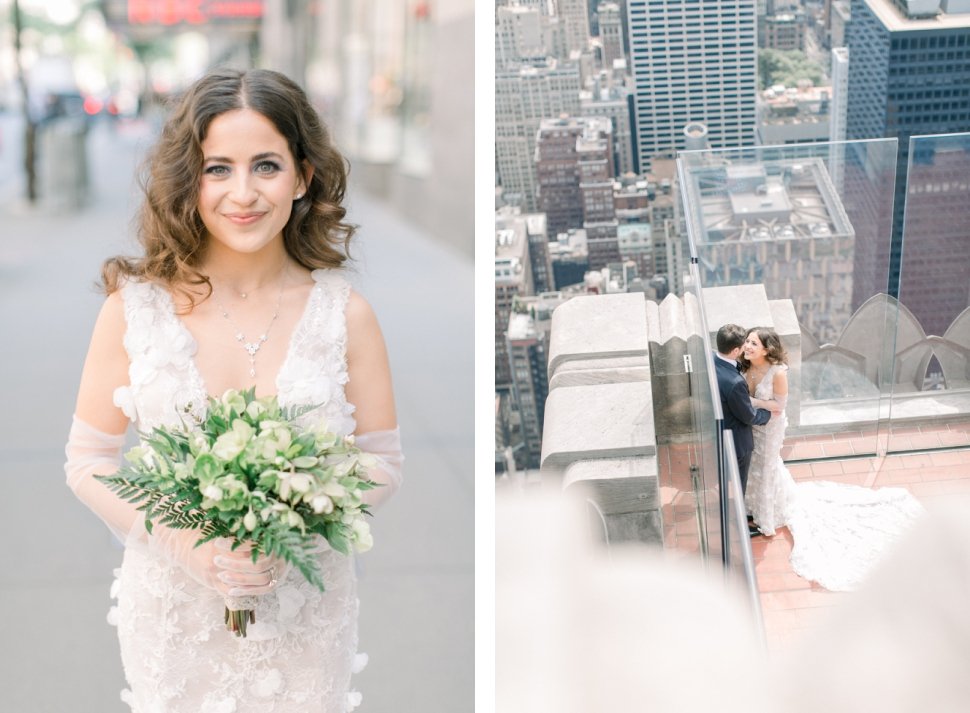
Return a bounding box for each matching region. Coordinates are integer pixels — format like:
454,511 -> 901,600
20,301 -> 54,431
714,324 -> 772,532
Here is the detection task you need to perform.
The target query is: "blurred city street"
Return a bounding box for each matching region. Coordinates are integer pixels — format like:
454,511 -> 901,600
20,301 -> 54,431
0,114 -> 473,711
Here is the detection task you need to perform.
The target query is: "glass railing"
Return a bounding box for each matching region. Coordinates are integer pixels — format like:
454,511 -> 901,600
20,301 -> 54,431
679,262 -> 726,563
721,432 -> 765,641
884,132 -> 970,453
677,139 -> 900,459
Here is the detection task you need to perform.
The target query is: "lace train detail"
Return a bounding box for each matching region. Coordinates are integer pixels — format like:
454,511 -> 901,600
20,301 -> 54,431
113,270 -> 363,711
745,364 -> 925,591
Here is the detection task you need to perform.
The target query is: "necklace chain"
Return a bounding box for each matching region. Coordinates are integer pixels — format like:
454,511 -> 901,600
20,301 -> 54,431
746,364 -> 770,385
213,269 -> 286,379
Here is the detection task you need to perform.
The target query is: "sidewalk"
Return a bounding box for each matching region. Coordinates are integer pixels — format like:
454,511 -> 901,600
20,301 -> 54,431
0,119 -> 473,712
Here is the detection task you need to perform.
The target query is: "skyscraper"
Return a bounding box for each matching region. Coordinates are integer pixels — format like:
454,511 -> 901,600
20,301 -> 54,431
496,5 -> 544,69
496,59 -> 582,210
846,0 -> 970,303
598,2 -> 625,68
535,116 -> 620,269
626,0 -> 758,171
495,219 -> 535,389
559,0 -> 592,54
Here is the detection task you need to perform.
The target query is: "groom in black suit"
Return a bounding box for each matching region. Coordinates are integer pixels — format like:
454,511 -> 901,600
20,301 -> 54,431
714,324 -> 772,503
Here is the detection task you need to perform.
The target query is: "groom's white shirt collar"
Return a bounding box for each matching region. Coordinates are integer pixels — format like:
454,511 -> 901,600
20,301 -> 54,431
715,352 -> 738,368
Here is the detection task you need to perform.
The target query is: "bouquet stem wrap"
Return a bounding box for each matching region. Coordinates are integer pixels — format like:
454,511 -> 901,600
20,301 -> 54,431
224,596 -> 259,637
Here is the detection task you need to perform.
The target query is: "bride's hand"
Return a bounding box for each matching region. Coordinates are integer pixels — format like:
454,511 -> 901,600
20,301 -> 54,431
213,540 -> 289,597
754,398 -> 784,414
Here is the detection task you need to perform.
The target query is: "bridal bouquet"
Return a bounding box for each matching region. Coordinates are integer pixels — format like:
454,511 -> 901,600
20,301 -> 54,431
96,388 -> 379,637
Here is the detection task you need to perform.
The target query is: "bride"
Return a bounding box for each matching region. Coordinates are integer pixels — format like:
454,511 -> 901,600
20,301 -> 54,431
741,327 -> 923,591
64,68 -> 402,711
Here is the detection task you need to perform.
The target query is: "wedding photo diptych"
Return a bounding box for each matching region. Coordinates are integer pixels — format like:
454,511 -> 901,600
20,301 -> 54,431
5,1 -> 970,712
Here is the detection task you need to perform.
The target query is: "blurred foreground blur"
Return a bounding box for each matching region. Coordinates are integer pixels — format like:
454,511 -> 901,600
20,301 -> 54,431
496,486 -> 970,713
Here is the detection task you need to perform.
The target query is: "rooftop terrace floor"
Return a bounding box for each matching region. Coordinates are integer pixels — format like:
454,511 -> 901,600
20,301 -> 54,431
659,419 -> 970,655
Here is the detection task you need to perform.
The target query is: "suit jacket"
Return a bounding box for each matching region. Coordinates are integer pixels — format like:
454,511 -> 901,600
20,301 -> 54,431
714,353 -> 771,461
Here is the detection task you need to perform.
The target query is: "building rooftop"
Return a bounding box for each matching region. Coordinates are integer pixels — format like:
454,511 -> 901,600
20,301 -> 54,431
682,157 -> 854,244
867,0 -> 970,30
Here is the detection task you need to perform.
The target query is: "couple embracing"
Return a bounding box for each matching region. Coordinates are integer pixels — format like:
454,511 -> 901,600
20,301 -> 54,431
713,324 -> 785,537
713,323 -> 924,591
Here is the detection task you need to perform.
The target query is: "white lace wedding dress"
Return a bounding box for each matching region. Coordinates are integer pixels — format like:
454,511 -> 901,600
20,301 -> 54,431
110,269 -> 365,713
745,364 -> 924,592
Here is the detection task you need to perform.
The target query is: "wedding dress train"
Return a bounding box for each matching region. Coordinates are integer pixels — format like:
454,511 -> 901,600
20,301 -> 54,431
745,365 -> 924,592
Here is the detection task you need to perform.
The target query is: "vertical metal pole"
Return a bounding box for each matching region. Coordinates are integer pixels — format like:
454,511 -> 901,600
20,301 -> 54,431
717,427 -> 730,567
12,0 -> 37,203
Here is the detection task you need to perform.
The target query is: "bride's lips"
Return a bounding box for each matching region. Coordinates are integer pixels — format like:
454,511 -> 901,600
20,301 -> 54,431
224,212 -> 266,225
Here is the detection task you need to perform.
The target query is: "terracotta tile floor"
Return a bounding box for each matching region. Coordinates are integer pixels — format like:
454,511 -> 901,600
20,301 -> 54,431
658,419 -> 970,655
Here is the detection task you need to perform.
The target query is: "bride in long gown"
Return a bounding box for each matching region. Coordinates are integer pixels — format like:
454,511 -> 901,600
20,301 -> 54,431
741,327 -> 923,592
64,68 -> 403,712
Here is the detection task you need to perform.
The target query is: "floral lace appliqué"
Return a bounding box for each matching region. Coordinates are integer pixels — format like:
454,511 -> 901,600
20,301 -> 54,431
114,271 -> 365,712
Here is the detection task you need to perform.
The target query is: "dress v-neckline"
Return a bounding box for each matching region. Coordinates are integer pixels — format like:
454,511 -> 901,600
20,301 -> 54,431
161,272 -> 323,400
748,364 -> 773,396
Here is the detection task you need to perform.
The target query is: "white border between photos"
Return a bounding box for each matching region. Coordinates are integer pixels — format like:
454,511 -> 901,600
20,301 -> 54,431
475,2 -> 496,712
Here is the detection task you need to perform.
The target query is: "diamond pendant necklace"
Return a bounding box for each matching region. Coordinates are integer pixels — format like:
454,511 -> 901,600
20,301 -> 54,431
214,270 -> 286,379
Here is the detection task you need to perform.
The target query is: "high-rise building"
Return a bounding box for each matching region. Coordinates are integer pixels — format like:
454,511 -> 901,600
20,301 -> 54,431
829,47 -> 850,192
497,206 -> 555,295
559,0 -> 592,54
598,2 -> 625,69
550,228 -> 590,289
495,58 -> 582,210
495,220 -> 535,389
496,5 -> 544,69
898,143 -> 970,337
506,292 -> 568,468
761,9 -> 807,50
626,0 -> 758,171
535,118 -> 587,237
535,116 -> 617,264
681,156 -> 858,343
829,48 -> 849,143
580,78 -> 635,175
846,0 -> 970,297
756,82 -> 832,145
830,0 -> 851,48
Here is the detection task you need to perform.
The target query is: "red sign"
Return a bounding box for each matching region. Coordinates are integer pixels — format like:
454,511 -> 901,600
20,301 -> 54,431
127,0 -> 264,25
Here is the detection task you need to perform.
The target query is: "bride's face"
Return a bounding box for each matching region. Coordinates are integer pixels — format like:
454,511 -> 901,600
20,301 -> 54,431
198,108 -> 308,258
743,332 -> 768,363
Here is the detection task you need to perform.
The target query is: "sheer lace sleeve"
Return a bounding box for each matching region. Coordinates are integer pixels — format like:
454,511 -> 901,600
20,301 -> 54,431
64,415 -> 142,545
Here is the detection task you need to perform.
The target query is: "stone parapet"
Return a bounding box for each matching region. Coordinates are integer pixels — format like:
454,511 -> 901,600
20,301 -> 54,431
548,293 -> 648,375
542,291 -> 661,545
540,381 -> 656,469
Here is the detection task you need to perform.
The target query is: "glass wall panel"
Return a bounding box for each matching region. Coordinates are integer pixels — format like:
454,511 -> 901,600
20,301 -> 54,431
886,133 -> 970,454
679,263 -> 725,564
722,434 -> 765,639
677,140 -> 899,460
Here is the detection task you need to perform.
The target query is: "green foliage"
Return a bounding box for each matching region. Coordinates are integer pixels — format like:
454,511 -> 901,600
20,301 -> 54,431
758,48 -> 827,91
94,388 -> 379,593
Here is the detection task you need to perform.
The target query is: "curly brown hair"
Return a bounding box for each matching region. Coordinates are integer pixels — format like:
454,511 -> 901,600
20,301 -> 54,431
101,67 -> 355,304
738,327 -> 788,371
